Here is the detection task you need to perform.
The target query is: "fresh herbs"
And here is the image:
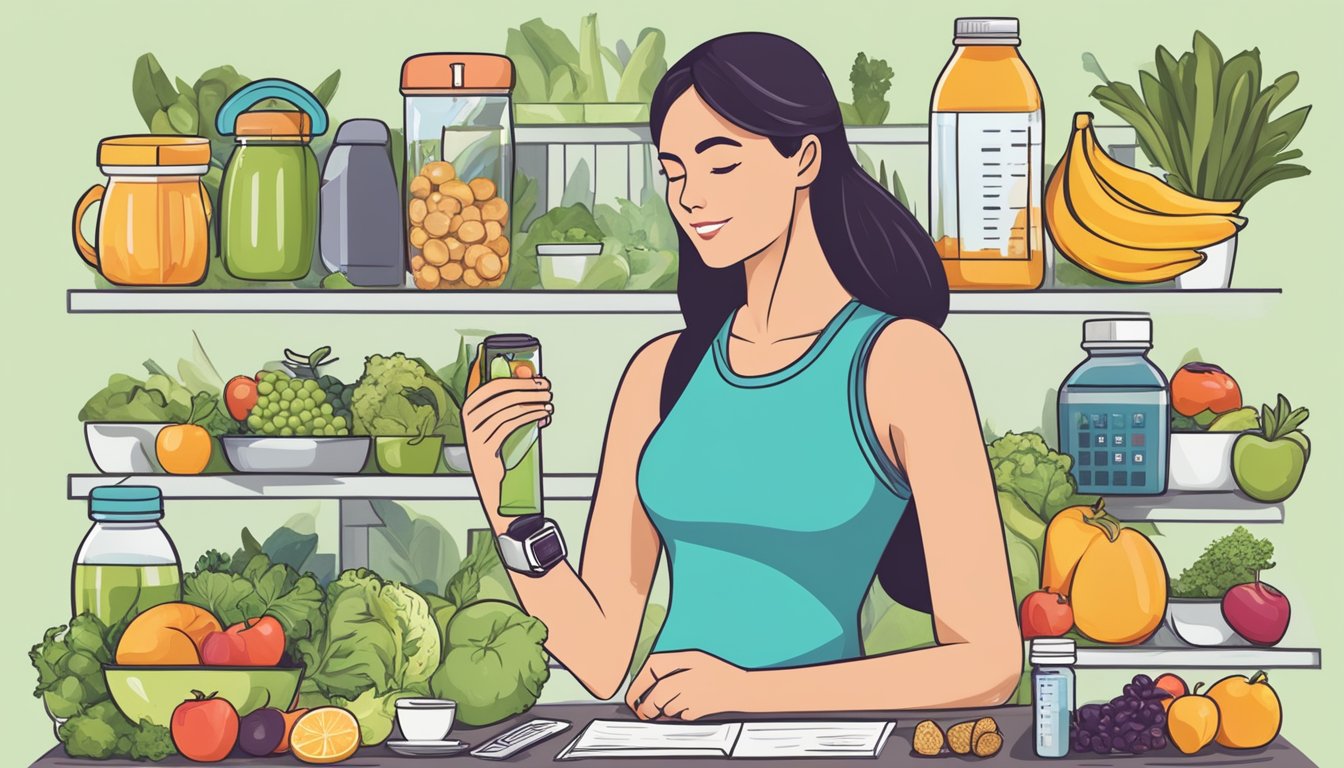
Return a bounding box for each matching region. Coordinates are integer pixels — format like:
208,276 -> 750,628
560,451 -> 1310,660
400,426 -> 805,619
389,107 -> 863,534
840,52 -> 894,126
506,15 -> 667,104
1086,32 -> 1311,202
1172,526 -> 1275,598
1259,394 -> 1309,442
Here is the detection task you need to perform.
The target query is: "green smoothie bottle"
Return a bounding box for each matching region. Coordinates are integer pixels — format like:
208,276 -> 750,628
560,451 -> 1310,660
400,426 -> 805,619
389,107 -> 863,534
478,334 -> 543,517
216,79 -> 329,281
73,487 -> 182,627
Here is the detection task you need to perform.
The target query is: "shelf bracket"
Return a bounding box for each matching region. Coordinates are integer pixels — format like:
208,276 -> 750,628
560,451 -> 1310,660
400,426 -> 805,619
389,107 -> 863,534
338,499 -> 385,571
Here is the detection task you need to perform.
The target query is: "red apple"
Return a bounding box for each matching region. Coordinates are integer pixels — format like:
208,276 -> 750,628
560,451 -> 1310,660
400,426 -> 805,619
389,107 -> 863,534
230,616 -> 286,666
1222,577 -> 1291,646
1020,590 -> 1074,639
200,630 -> 249,666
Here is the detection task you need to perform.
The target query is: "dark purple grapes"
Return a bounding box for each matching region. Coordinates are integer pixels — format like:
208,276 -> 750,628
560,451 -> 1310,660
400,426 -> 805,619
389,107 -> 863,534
1153,735 -> 1167,750
1115,710 -> 1131,726
1133,674 -> 1153,688
1076,731 -> 1092,750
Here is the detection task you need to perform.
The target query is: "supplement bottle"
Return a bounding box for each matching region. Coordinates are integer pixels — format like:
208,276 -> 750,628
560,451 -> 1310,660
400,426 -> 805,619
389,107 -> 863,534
1032,638 -> 1076,758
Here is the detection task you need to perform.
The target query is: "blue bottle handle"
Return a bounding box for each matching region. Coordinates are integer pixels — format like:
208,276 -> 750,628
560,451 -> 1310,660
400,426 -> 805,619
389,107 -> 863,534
216,78 -> 329,137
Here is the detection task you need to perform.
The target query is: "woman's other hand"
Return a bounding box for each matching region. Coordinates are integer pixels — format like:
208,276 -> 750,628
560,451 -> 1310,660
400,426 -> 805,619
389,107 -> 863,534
462,375 -> 552,525
627,651 -> 749,721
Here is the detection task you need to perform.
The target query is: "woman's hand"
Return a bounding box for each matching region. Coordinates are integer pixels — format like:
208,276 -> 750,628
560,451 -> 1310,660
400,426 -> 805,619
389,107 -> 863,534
462,375 -> 552,526
626,651 -> 750,721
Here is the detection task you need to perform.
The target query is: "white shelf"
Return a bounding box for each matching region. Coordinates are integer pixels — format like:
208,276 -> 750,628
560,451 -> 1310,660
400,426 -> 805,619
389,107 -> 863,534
66,288 -> 1280,316
1104,492 -> 1284,523
1074,645 -> 1320,670
68,473 -> 598,501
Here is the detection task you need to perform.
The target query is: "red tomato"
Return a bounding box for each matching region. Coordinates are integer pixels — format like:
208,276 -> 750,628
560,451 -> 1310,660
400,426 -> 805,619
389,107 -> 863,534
225,375 -> 259,421
1020,590 -> 1074,639
1171,363 -> 1241,417
224,616 -> 286,666
171,691 -> 239,762
200,630 -> 249,666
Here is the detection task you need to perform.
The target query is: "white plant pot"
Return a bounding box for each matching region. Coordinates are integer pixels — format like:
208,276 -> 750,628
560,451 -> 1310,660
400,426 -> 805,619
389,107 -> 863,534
1176,234 -> 1238,289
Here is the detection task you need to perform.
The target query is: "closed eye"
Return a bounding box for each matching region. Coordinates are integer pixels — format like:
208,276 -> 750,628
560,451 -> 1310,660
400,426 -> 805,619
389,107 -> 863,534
657,168 -> 686,183
711,163 -> 740,175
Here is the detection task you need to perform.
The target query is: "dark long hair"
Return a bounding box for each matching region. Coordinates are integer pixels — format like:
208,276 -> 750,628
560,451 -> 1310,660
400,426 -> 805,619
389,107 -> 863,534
649,33 -> 950,614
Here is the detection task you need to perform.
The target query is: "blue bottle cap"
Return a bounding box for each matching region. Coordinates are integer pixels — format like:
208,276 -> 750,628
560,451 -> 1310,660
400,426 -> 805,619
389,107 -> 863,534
90,486 -> 164,522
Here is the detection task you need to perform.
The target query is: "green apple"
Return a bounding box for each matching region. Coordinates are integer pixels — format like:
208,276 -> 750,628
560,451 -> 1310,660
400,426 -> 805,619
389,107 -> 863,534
1231,395 -> 1310,503
1208,406 -> 1259,433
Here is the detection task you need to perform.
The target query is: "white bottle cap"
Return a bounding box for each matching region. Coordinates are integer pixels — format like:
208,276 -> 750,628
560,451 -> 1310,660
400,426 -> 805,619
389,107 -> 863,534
1030,638 -> 1077,666
1082,318 -> 1153,348
955,18 -> 1020,45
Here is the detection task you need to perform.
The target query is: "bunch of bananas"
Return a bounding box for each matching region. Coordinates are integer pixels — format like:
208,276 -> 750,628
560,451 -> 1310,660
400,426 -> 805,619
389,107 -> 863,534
1045,113 -> 1245,283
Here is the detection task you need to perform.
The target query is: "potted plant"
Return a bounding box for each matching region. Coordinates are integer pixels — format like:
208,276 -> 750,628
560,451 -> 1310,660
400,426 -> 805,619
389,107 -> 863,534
1087,32 -> 1312,289
506,15 -> 667,125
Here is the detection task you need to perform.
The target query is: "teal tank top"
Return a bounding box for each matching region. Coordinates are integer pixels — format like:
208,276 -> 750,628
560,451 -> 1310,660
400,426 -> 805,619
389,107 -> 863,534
637,299 -> 913,669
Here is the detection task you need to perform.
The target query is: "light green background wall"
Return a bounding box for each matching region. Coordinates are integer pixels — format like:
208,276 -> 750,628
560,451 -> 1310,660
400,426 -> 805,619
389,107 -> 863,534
2,0 -> 1339,763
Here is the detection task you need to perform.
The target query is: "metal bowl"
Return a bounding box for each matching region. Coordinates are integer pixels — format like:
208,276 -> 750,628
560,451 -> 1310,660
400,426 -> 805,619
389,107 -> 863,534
220,436 -> 371,474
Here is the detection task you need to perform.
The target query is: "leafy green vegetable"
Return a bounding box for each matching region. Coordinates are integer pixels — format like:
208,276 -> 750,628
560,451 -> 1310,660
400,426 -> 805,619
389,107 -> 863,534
183,550 -> 324,656
839,53 -> 893,126
595,194 -> 679,291
298,569 -> 441,704
352,354 -> 463,442
988,431 -> 1078,522
369,501 -> 462,596
79,358 -> 238,438
1087,32 -> 1310,202
507,203 -> 606,289
506,16 -> 667,105
430,600 -> 550,726
1172,526 -> 1275,598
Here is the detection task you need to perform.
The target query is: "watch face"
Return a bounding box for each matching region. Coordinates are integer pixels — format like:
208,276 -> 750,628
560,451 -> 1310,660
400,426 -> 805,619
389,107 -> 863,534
529,531 -> 564,566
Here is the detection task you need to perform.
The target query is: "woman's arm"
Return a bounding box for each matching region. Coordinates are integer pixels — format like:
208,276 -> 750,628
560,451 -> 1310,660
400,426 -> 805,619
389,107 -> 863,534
465,333 -> 676,700
629,321 -> 1022,719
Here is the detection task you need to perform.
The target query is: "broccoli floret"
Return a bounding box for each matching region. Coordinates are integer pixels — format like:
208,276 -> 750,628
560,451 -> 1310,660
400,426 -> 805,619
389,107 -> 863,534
127,721 -> 175,761
1172,526 -> 1275,598
58,713 -> 120,759
987,431 -> 1077,520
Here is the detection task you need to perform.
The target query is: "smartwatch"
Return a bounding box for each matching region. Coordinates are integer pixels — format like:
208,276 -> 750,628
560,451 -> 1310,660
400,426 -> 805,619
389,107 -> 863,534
496,514 -> 568,576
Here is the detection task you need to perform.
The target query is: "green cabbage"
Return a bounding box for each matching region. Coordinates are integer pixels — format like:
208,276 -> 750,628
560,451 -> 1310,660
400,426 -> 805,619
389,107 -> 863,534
351,354 -> 463,442
430,600 -> 550,726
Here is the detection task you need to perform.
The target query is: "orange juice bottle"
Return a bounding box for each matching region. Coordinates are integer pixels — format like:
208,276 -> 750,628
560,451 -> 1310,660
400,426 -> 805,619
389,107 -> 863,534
930,18 -> 1045,290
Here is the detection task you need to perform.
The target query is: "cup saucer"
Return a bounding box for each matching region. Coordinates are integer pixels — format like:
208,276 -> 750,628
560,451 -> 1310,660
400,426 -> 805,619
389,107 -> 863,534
387,738 -> 470,757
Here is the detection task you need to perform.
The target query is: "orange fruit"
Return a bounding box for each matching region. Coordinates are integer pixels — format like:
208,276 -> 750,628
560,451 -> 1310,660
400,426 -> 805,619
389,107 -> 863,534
290,707 -> 361,764
116,603 -> 221,665
156,424 -> 212,475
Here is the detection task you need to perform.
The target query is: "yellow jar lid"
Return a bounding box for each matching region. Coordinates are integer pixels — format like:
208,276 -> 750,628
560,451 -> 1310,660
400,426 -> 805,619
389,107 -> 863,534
98,135 -> 211,167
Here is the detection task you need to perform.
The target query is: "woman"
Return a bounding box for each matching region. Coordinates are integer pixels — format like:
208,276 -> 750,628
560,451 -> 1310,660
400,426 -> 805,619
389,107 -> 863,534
463,32 -> 1022,720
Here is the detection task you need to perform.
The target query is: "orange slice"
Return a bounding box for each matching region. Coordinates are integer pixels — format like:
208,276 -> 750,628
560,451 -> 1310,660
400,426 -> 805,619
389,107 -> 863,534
289,707 -> 361,764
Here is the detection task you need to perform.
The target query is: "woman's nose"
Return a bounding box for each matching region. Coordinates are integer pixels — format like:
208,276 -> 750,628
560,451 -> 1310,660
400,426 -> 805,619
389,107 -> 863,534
677,176 -> 705,214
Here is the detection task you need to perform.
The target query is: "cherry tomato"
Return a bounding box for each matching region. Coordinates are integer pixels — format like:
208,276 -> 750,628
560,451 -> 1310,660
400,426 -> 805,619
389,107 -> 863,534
171,691 -> 239,762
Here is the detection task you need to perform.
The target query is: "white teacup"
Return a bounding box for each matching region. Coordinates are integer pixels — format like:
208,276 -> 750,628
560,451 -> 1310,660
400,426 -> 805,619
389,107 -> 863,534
395,698 -> 457,742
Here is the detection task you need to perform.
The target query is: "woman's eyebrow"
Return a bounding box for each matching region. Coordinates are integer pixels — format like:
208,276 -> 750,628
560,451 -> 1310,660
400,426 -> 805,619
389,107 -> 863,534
695,136 -> 742,153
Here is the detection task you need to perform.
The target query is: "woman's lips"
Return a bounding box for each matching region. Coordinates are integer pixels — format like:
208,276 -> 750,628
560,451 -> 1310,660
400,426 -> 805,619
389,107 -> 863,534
691,218 -> 730,240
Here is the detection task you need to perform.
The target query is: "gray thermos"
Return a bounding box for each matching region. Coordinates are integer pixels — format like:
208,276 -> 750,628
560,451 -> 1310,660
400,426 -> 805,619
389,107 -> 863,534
320,119 -> 406,286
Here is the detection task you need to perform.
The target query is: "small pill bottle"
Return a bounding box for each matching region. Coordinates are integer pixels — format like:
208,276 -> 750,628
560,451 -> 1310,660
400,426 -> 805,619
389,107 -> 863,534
1031,638 -> 1076,758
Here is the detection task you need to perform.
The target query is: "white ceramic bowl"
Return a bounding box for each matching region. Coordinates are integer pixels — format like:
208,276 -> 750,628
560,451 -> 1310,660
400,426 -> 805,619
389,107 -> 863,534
394,698 -> 457,742
84,422 -> 172,473
1165,598 -> 1248,647
537,243 -> 604,290
1168,432 -> 1239,492
442,444 -> 471,474
221,436 -> 371,474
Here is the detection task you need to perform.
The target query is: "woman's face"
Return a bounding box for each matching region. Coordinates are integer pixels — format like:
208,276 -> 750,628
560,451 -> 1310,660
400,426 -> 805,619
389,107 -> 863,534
657,88 -> 819,268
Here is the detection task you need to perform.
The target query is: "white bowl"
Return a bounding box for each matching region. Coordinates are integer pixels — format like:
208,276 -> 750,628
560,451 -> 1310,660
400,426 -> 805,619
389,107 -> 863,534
221,436 -> 371,474
84,423 -> 172,473
1165,598 -> 1248,647
537,243 -> 604,290
442,444 -> 471,474
1169,432 -> 1239,492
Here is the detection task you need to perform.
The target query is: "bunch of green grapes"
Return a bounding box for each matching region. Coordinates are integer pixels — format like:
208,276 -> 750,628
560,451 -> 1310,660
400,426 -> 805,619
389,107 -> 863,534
247,371 -> 350,436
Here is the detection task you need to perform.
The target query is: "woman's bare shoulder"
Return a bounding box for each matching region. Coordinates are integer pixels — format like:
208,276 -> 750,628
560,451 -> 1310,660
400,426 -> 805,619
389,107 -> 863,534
867,319 -> 969,399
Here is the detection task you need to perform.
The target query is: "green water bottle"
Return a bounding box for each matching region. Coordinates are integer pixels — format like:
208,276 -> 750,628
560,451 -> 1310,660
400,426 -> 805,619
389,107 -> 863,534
72,487 -> 182,626
479,334 -> 543,517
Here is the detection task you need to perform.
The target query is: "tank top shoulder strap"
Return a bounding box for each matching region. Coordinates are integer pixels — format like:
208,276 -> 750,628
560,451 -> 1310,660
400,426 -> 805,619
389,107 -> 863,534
845,305 -> 913,499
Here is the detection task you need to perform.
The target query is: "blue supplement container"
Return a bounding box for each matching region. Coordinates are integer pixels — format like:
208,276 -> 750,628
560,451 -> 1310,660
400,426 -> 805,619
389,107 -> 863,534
1032,638 -> 1076,758
1058,319 -> 1168,496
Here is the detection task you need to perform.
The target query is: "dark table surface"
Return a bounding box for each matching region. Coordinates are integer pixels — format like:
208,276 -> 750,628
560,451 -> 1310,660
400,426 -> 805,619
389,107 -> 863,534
30,703 -> 1315,766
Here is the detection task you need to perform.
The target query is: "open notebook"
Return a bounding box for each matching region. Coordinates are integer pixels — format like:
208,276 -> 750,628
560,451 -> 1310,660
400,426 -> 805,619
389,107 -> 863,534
554,719 -> 897,760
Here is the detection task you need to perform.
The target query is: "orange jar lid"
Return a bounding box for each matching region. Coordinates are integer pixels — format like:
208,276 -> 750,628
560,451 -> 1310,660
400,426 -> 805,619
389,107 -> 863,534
235,110 -> 313,140
98,135 -> 211,167
401,53 -> 515,94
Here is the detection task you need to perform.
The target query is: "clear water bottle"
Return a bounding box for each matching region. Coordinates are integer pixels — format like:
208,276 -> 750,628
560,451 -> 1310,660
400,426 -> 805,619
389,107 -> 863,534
1058,319 -> 1169,496
1032,638 -> 1076,758
73,486 -> 182,626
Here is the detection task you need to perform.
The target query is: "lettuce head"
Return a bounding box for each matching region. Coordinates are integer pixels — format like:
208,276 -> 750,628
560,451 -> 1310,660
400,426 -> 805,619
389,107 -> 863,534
352,354 -> 462,442
430,600 -> 549,726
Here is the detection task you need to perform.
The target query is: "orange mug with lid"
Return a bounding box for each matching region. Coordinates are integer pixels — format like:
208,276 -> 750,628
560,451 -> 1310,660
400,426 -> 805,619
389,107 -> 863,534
73,135 -> 213,286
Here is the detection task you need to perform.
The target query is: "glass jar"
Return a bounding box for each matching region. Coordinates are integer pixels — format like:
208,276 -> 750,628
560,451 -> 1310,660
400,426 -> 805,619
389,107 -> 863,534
472,334 -> 542,516
1058,319 -> 1170,496
73,136 -> 212,286
401,54 -> 515,290
73,486 -> 182,626
1031,638 -> 1076,758
930,18 -> 1045,290
216,79 -> 329,281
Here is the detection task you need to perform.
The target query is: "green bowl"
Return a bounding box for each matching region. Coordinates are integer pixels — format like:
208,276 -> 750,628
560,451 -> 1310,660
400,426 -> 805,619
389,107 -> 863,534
104,665 -> 304,727
375,435 -> 444,474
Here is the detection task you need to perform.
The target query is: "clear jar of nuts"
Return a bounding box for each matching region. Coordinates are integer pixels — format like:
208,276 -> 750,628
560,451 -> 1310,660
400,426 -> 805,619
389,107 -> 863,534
401,53 -> 515,290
